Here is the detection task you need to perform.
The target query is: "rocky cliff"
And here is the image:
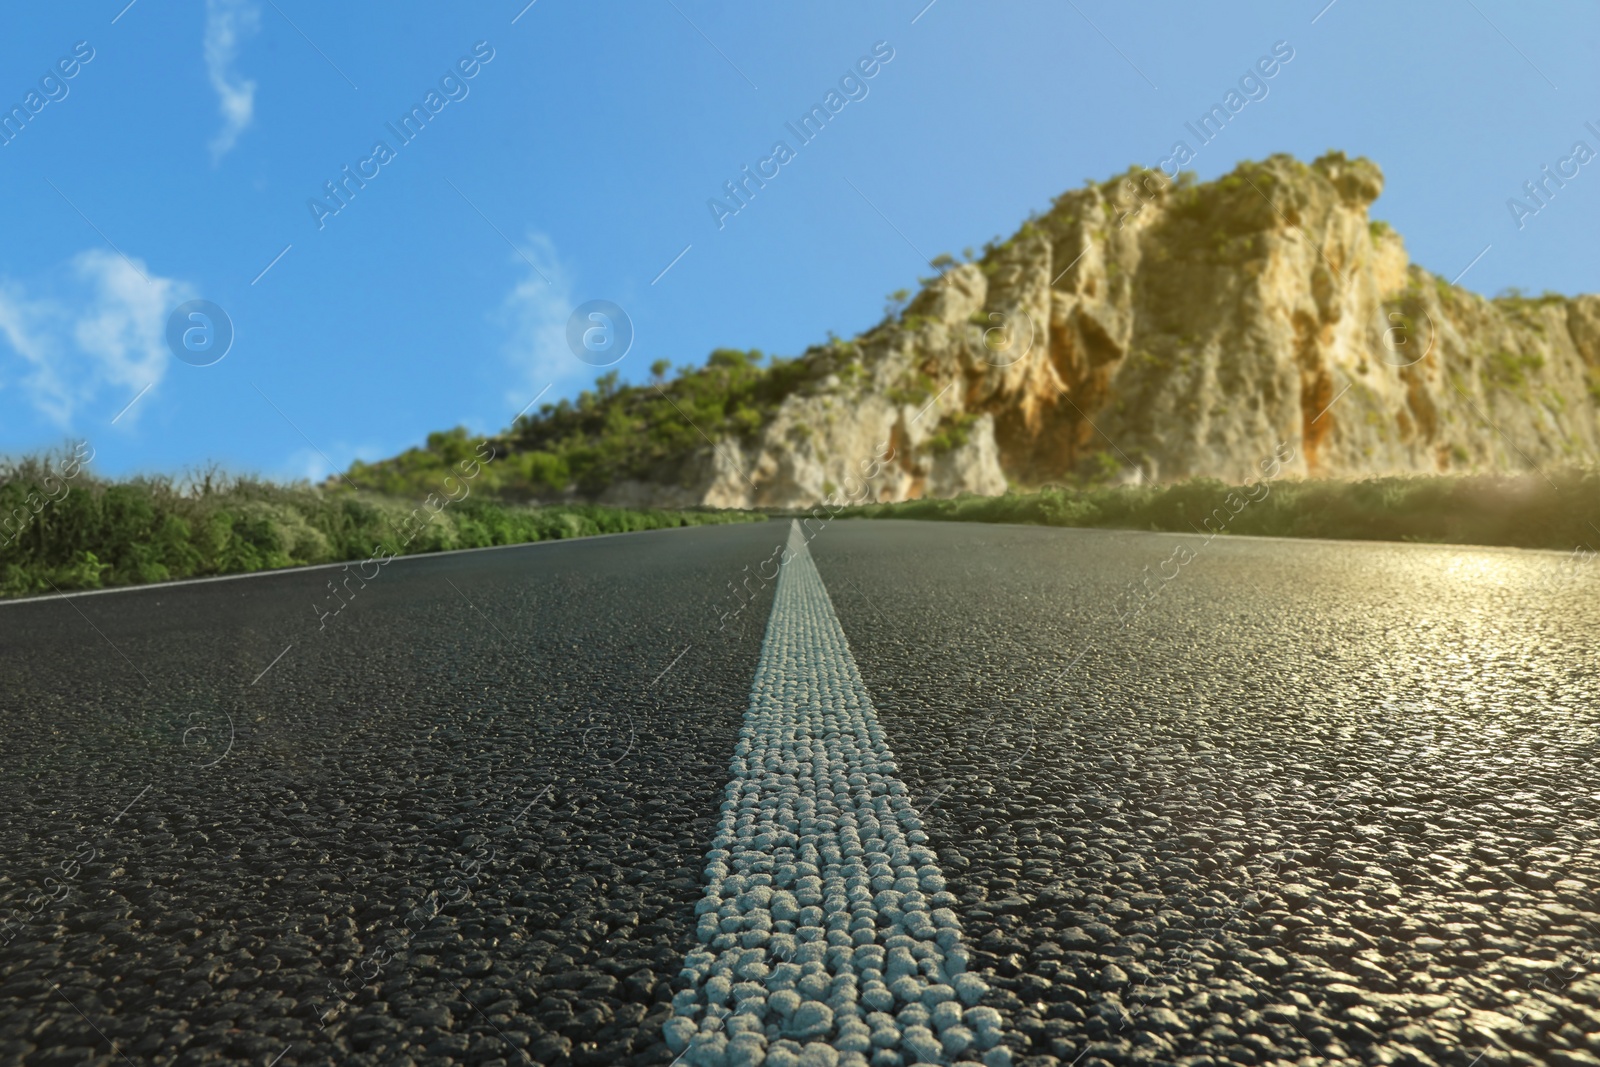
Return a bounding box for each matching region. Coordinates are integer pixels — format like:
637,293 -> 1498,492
491,152 -> 1600,509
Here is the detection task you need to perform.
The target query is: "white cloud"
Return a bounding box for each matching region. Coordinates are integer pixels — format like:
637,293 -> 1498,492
0,249 -> 191,427
204,0 -> 260,164
0,285 -> 65,417
499,233 -> 583,414
73,251 -> 181,394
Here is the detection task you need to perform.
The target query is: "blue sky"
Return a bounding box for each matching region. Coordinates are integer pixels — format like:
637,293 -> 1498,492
0,0 -> 1596,481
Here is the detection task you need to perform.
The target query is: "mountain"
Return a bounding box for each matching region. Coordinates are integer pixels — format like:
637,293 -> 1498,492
348,152 -> 1600,507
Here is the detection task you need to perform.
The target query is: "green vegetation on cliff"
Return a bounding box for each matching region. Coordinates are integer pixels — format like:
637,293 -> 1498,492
343,150 -> 1600,507
344,348 -> 826,501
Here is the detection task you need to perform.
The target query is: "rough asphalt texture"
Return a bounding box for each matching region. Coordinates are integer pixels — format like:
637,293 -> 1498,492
2,519 -> 1598,1067
0,526 -> 783,1067
818,522 -> 1600,1067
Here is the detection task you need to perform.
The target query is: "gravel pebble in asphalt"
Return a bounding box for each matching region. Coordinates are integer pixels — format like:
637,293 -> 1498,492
2,519 -> 1598,1067
812,521 -> 1600,1067
0,525 -> 789,1066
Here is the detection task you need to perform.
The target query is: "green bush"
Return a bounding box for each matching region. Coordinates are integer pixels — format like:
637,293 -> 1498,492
837,469 -> 1600,551
927,413 -> 978,454
1484,350 -> 1545,391
0,452 -> 764,598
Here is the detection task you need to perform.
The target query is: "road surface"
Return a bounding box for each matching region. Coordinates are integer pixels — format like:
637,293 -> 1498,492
1,518 -> 1597,1067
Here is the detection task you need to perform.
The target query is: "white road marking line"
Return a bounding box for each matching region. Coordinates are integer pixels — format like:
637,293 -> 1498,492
667,521 -> 1008,1065
0,524 -> 706,608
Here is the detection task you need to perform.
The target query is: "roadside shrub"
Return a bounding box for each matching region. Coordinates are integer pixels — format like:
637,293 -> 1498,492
838,468 -> 1600,551
0,452 -> 764,598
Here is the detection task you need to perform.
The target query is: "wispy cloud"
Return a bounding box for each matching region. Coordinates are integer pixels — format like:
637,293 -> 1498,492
291,447 -> 334,484
280,440 -> 385,485
204,0 -> 260,164
0,250 -> 190,426
498,232 -> 583,405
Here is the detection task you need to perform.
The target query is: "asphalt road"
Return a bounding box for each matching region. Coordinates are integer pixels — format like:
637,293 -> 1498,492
1,519 -> 1597,1067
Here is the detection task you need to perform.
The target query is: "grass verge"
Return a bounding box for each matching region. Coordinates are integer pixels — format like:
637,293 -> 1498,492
0,452 -> 764,599
835,469 -> 1600,552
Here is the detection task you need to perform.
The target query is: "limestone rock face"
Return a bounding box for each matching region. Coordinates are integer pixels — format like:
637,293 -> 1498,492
622,152 -> 1600,507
